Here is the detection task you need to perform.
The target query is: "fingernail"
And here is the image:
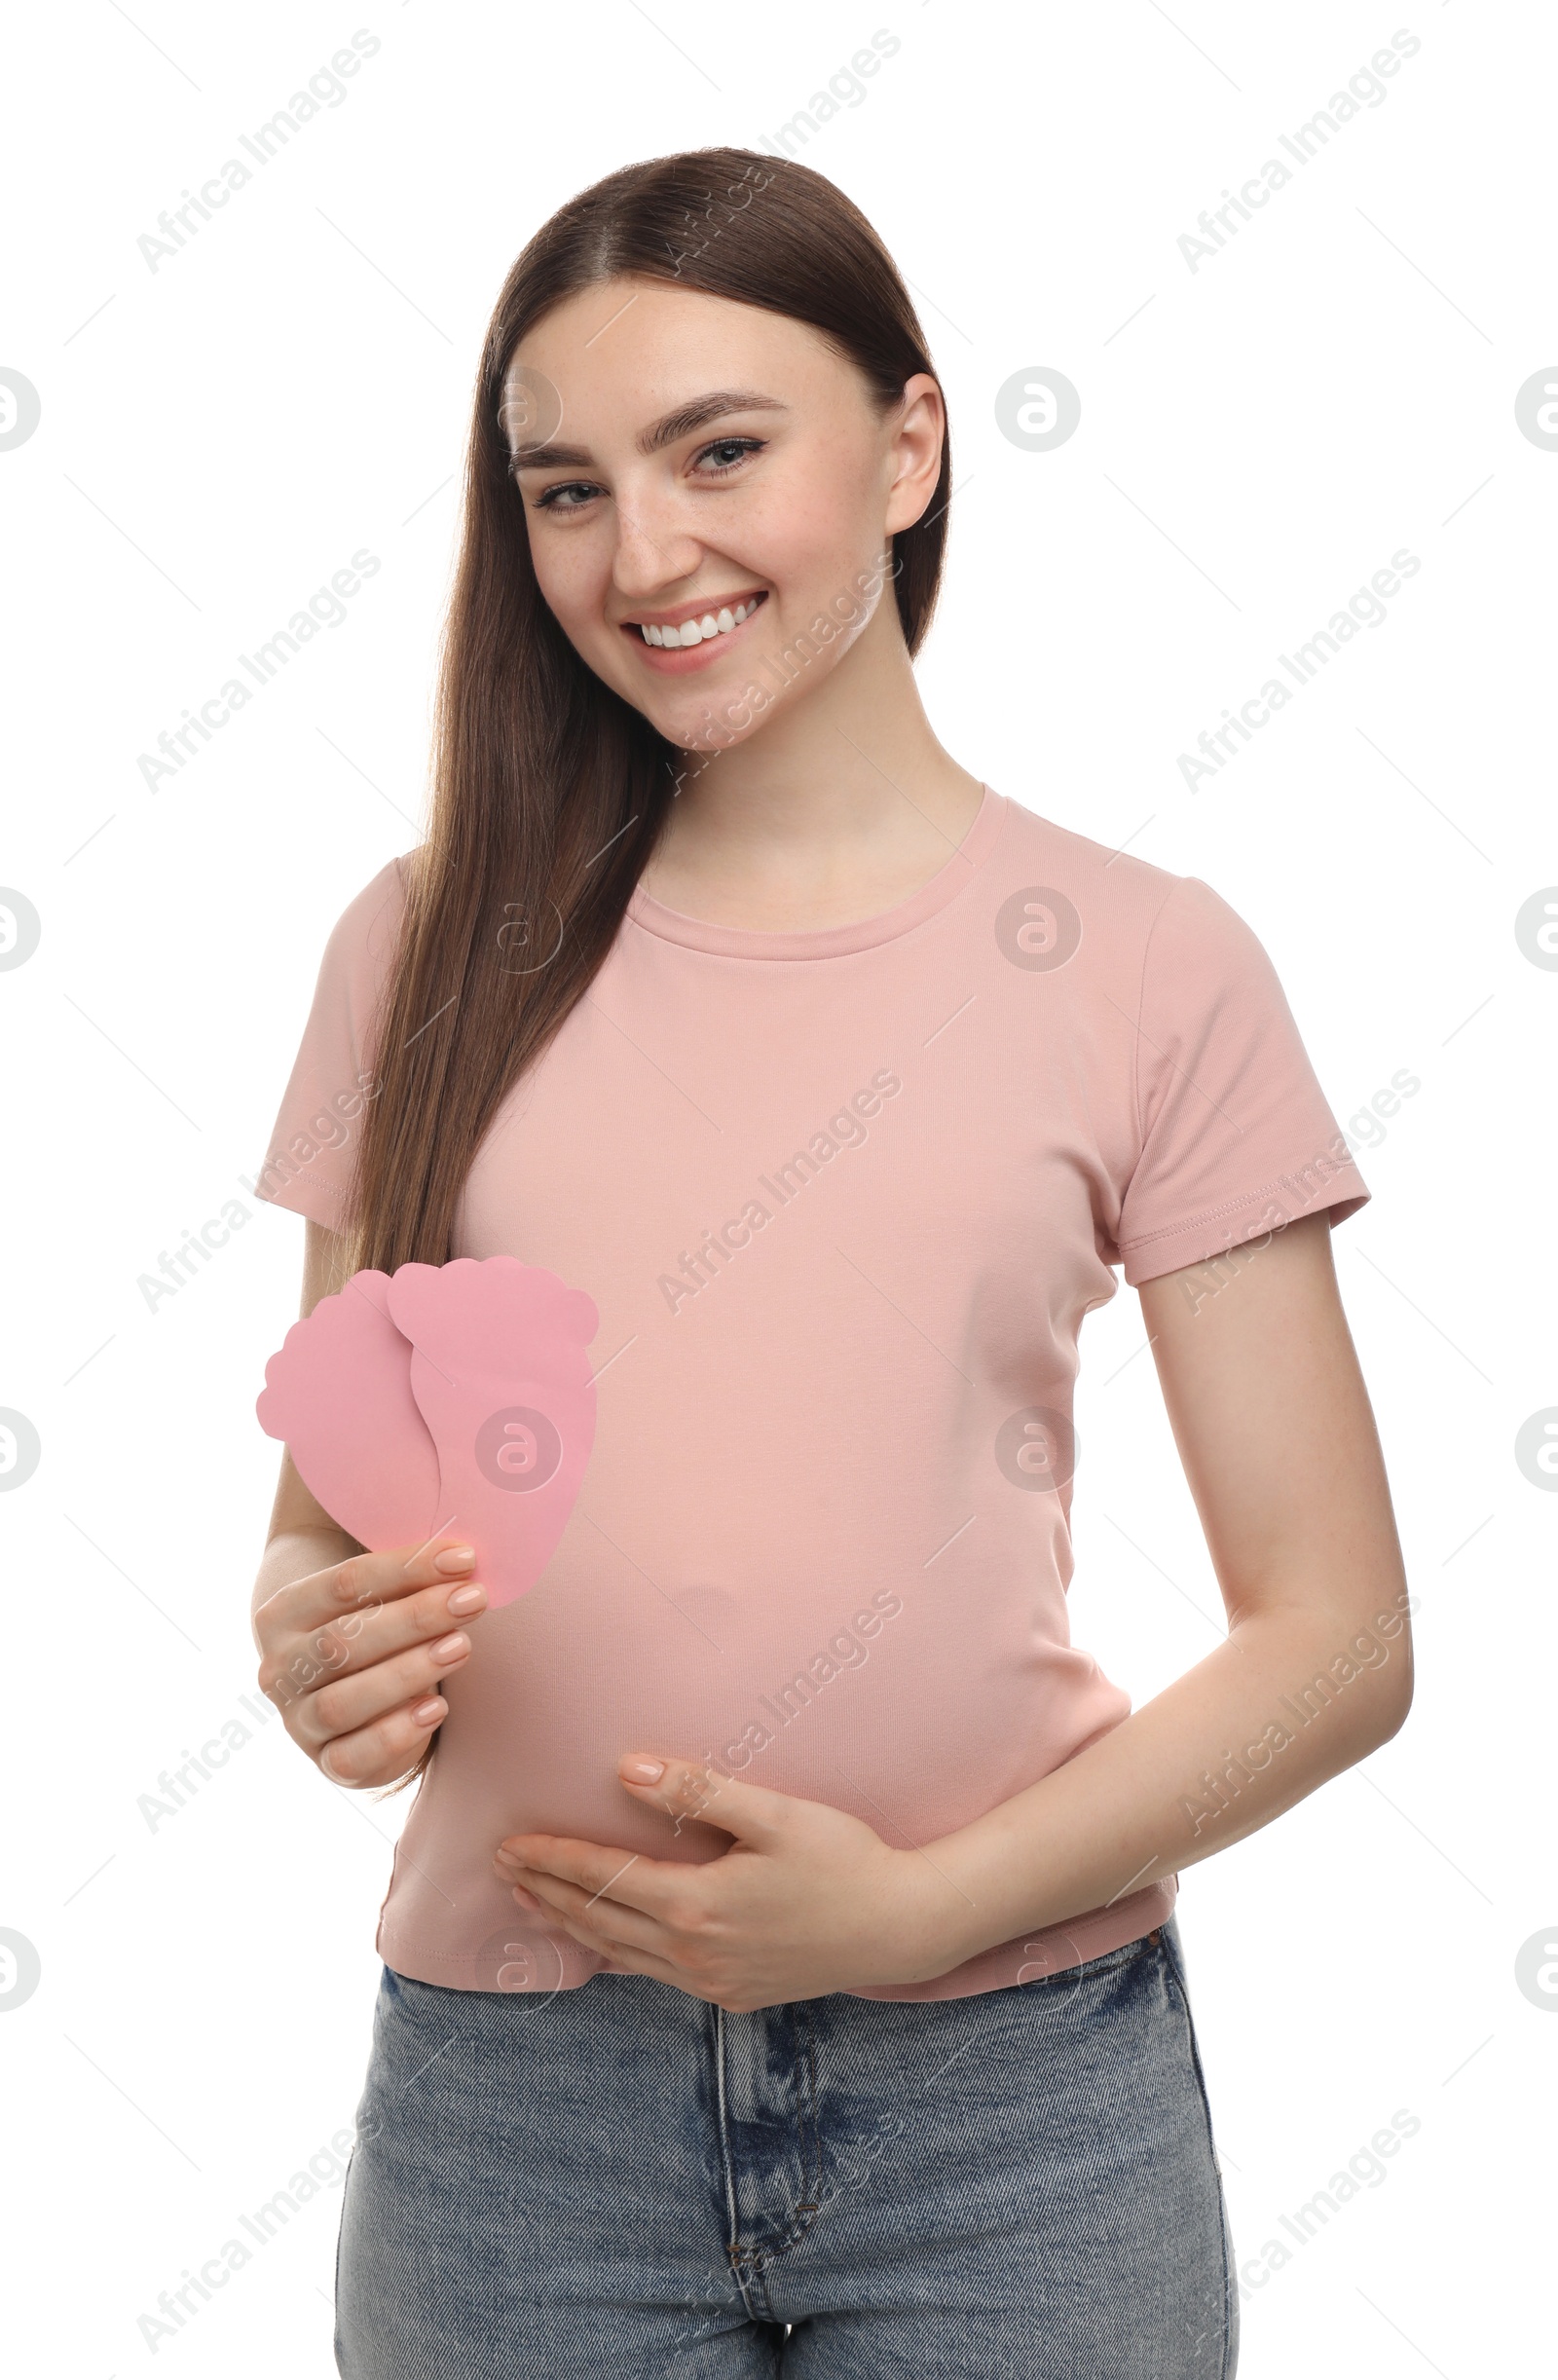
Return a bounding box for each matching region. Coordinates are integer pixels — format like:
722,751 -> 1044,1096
511,1884 -> 542,1912
412,1697 -> 444,1726
620,1756 -> 664,1783
434,1545 -> 476,1574
446,1583 -> 486,1614
430,1632 -> 467,1661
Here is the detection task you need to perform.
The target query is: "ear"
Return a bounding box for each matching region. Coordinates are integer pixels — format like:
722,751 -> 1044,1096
885,371 -> 946,537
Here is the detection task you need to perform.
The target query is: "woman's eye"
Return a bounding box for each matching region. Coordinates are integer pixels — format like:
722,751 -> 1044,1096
695,437 -> 763,475
532,437 -> 763,512
534,481 -> 600,512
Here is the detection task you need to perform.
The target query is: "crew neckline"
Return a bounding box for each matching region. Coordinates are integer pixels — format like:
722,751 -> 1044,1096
625,782 -> 1007,960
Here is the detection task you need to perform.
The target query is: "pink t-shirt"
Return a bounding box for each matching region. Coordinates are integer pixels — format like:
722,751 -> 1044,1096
252,785 -> 1369,1997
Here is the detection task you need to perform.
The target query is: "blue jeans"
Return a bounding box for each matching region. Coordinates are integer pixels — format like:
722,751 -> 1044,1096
334,1916 -> 1237,2376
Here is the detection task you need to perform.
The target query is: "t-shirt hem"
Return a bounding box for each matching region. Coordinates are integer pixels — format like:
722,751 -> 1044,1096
375,1877 -> 1176,2000
1119,1160 -> 1370,1286
248,1172 -> 351,1230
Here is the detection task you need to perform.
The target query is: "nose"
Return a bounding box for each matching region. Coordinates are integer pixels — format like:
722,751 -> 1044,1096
609,471 -> 705,607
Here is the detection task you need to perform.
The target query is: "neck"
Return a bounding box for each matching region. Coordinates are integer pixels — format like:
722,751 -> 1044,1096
640,597 -> 984,929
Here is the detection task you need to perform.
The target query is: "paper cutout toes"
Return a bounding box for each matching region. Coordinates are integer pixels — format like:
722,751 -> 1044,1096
385,1256 -> 599,1609
255,1269 -> 442,1552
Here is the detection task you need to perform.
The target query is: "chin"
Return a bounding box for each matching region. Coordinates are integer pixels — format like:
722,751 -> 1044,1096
673,713 -> 766,756
639,689 -> 770,756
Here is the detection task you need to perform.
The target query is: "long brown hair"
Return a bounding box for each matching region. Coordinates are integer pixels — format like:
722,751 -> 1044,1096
352,145 -> 952,1792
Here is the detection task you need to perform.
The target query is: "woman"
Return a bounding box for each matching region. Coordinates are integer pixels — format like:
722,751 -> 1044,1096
250,147 -> 1413,2377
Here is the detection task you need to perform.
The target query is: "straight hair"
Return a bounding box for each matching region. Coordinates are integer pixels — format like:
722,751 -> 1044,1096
344,146 -> 952,1791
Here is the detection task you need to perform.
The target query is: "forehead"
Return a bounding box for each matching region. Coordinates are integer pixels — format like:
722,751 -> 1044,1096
505,279 -> 850,436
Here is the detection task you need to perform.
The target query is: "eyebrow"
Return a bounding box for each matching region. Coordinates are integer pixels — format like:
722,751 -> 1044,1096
507,388 -> 789,470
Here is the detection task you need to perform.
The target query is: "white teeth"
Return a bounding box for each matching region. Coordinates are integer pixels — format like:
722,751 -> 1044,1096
638,594 -> 761,646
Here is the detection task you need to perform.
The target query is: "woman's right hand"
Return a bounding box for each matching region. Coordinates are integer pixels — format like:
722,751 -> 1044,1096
254,1538 -> 487,1788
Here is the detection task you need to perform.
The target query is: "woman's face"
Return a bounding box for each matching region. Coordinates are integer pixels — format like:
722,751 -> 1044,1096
504,278 -> 942,753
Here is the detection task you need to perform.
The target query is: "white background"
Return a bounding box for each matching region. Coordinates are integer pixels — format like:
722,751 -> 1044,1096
2,2 -> 1552,2371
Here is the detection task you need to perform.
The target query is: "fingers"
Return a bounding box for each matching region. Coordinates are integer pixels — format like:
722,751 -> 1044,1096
255,1536 -> 490,1789
616,1752 -> 788,1846
293,1624 -> 476,1775
257,1540 -> 487,1702
297,1535 -> 482,1637
493,1857 -> 742,2005
499,1864 -> 667,1962
494,1856 -> 694,1983
314,1684 -> 452,1790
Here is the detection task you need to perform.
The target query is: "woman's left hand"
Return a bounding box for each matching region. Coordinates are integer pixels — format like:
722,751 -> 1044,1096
493,1754 -> 963,2010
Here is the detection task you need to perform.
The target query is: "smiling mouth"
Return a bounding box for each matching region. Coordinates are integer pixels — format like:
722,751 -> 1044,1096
622,589 -> 768,652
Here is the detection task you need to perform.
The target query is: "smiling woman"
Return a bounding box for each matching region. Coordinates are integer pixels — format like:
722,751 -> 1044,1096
501,276 -> 953,858
247,143 -> 1410,2379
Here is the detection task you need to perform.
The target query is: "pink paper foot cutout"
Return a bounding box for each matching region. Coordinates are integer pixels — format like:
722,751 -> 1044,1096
385,1257 -> 599,1610
255,1270 -> 443,1552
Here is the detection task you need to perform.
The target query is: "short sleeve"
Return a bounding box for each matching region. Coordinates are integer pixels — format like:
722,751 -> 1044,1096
247,856 -> 411,1232
1115,875 -> 1370,1286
